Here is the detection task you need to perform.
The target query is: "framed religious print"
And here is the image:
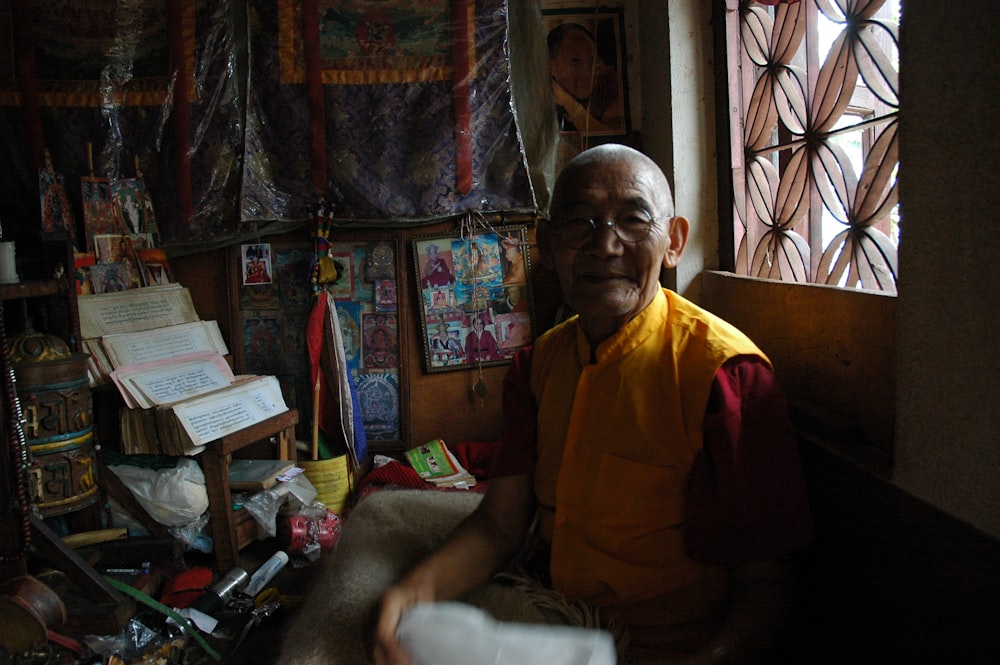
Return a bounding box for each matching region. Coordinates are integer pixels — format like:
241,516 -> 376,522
231,233 -> 408,449
323,239 -> 404,443
541,4 -> 632,138
413,224 -> 535,373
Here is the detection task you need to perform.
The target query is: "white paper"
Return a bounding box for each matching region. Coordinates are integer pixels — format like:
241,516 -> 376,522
78,285 -> 197,339
397,602 -> 616,665
111,351 -> 236,408
173,606 -> 218,634
101,320 -> 229,368
170,376 -> 288,447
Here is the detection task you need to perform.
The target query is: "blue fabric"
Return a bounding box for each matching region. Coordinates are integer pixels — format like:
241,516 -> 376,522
349,370 -> 368,463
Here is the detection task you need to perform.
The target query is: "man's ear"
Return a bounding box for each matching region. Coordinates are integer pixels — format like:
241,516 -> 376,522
662,216 -> 690,269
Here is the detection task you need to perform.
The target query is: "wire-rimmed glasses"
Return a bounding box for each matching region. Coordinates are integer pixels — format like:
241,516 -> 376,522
549,213 -> 657,249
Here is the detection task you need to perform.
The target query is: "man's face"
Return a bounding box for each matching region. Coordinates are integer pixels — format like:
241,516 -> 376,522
550,29 -> 596,100
543,154 -> 684,339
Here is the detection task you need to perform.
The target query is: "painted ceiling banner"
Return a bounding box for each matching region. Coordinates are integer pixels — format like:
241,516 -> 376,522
244,0 -> 536,223
0,1 -> 537,254
0,0 -> 248,253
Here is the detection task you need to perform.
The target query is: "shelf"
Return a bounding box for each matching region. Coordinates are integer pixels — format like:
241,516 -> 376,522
0,278 -> 67,301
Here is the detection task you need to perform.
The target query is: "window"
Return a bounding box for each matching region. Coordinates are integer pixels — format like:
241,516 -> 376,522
720,0 -> 900,293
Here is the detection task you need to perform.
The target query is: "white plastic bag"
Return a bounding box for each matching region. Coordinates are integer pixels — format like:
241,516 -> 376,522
397,602 -> 616,665
107,457 -> 209,527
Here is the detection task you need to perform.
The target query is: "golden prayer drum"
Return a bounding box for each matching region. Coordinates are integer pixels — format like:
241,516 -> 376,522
12,348 -> 98,517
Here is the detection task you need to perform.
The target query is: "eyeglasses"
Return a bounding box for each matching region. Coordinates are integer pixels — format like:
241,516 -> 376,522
550,214 -> 657,249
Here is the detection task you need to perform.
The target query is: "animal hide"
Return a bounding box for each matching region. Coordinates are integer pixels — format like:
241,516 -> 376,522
277,488 -> 624,664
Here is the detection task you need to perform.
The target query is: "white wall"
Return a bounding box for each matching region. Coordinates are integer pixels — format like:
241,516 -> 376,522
637,0 -> 719,297
893,0 -> 1000,538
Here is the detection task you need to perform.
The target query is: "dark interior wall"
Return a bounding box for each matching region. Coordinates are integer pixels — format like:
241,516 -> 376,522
700,272 -> 897,460
170,222 -> 563,451
699,273 -> 1000,664
782,441 -> 1000,665
892,0 -> 1000,538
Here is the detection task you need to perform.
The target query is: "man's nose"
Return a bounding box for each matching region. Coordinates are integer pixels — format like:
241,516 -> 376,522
587,219 -> 623,254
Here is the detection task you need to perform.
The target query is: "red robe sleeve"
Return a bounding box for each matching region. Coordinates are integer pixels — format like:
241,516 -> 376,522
488,347 -> 537,477
684,355 -> 815,565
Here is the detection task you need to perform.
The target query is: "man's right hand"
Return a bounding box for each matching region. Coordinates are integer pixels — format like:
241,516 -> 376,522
372,578 -> 436,665
371,475 -> 536,665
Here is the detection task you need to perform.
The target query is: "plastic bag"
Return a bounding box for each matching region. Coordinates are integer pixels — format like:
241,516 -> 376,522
242,472 -> 318,537
107,457 -> 209,527
397,602 -> 616,665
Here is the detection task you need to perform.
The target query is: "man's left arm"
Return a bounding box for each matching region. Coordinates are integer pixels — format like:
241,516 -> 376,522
682,356 -> 815,664
685,557 -> 796,665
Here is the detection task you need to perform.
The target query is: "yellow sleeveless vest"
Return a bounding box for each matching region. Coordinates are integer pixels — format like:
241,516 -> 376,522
530,288 -> 768,655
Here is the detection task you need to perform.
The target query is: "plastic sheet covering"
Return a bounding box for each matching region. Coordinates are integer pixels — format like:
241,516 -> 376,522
0,1 -> 553,255
0,0 -> 255,255
508,0 -> 559,211
244,0 -> 544,223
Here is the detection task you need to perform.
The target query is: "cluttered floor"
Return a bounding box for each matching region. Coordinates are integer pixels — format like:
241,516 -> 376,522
3,534 -> 326,665
3,441 -> 497,665
205,540 -> 324,665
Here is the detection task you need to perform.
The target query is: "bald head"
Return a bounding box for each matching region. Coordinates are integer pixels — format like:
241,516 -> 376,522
551,144 -> 675,219
540,143 -> 690,345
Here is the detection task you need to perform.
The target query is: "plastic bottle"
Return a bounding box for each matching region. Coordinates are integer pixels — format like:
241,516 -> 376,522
243,550 -> 289,598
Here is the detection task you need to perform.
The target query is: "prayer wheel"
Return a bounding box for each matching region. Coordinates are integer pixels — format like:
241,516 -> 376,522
9,328 -> 97,517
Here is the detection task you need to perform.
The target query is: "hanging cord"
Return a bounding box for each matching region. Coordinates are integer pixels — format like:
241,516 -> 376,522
458,211 -> 495,404
0,298 -> 34,563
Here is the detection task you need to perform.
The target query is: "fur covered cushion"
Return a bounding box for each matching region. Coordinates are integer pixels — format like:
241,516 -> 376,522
276,489 -> 621,665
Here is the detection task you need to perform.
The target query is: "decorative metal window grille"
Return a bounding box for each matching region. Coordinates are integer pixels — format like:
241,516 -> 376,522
721,0 -> 900,292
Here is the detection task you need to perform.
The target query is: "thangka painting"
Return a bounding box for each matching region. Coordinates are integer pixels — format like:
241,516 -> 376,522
413,224 -> 535,373
0,2 -> 540,252
234,236 -> 406,445
0,1 -> 252,249
243,0 -> 537,221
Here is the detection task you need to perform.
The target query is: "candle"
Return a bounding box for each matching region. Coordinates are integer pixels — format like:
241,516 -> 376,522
0,242 -> 18,283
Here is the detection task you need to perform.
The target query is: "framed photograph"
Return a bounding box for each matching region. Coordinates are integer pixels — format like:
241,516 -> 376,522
89,262 -> 131,294
93,234 -> 144,289
542,5 -> 631,138
413,225 -> 535,373
136,247 -> 174,286
274,246 -> 314,309
242,243 -> 274,285
39,167 -> 76,242
243,313 -> 284,374
73,252 -> 96,295
362,312 -> 399,370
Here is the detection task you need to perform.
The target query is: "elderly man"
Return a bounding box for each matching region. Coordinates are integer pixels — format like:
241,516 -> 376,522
374,144 -> 813,665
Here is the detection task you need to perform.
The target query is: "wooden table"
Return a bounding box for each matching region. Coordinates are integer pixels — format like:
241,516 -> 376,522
199,409 -> 298,572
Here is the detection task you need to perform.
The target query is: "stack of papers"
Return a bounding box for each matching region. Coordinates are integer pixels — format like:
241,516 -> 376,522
404,439 -> 476,489
78,285 -> 226,385
81,284 -> 288,456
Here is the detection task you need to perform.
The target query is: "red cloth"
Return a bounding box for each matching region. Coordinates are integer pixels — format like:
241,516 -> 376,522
160,566 -> 213,608
358,440 -> 499,498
